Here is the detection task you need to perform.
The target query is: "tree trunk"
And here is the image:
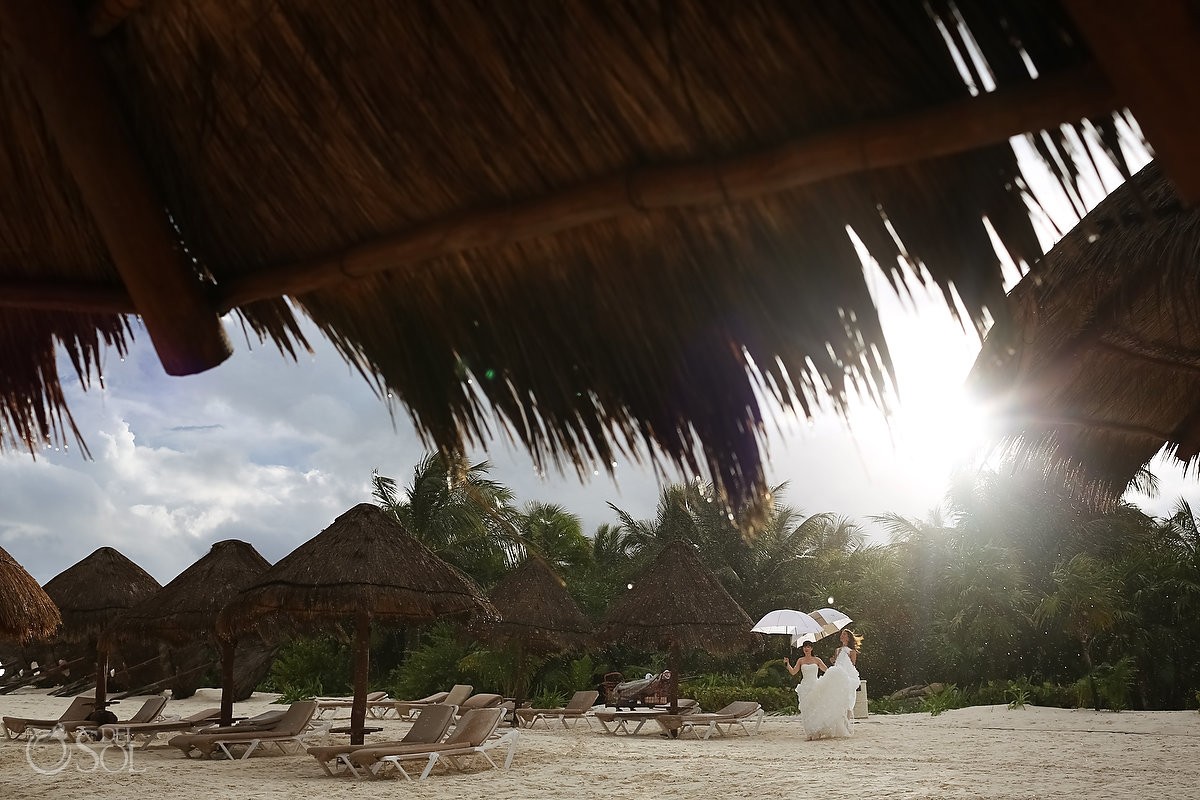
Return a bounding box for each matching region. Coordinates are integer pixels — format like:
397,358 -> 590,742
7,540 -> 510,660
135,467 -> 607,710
219,639 -> 236,726
1081,638 -> 1100,711
350,611 -> 372,746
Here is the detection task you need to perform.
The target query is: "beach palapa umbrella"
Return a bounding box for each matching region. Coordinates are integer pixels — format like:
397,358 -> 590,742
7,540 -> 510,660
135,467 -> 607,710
218,503 -> 495,745
0,545 -> 61,644
472,554 -> 592,721
107,540 -> 270,725
596,539 -> 756,714
42,547 -> 161,718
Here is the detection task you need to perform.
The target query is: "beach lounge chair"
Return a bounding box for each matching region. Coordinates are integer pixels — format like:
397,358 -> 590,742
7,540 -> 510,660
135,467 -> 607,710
515,690 -> 599,729
341,707 -> 513,780
307,703 -> 456,776
97,707 -> 222,749
58,695 -> 168,738
168,700 -> 318,759
2,696 -> 95,740
381,684 -> 470,720
452,692 -> 503,719
315,690 -> 389,719
671,701 -> 765,740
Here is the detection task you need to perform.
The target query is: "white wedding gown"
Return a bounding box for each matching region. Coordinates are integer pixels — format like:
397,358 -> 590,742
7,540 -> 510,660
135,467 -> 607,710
800,647 -> 858,739
794,662 -> 819,710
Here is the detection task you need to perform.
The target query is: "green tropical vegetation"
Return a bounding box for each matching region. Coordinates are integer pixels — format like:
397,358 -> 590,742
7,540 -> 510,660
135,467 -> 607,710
262,453 -> 1200,715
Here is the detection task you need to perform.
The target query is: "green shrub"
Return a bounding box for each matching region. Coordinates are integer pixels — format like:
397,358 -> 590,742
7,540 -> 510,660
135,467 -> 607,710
1029,681 -> 1076,708
261,635 -> 350,702
922,684 -> 965,716
529,686 -> 567,708
385,623 -> 473,700
1093,657 -> 1137,712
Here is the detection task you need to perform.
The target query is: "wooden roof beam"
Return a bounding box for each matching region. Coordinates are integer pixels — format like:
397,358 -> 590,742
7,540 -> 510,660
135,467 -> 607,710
0,1 -> 232,375
218,62 -> 1119,310
0,279 -> 135,314
1065,0 -> 1200,204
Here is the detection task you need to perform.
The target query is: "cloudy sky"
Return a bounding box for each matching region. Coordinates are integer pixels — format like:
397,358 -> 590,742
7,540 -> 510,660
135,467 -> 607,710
3,136 -> 1188,587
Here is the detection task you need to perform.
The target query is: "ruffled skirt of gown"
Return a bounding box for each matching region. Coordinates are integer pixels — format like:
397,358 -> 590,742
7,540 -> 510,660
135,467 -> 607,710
799,660 -> 855,739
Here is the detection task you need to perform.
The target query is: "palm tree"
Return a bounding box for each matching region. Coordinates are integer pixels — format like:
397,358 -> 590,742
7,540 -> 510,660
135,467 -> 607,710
1033,553 -> 1129,710
513,502 -> 593,577
372,453 -> 520,586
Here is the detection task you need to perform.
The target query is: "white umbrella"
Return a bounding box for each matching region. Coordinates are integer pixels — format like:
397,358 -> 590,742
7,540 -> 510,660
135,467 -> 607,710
793,607 -> 853,645
751,609 -> 824,643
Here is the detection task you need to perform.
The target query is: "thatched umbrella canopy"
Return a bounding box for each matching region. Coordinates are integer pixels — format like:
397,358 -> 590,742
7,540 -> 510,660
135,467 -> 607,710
42,547 -> 161,713
596,539 -> 756,713
473,555 -> 592,717
968,160 -> 1200,507
0,545 -> 61,644
0,2 -> 1170,524
218,503 -> 494,744
109,540 -> 271,724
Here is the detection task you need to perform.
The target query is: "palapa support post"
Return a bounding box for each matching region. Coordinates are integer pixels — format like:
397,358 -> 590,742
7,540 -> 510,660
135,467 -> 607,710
94,644 -> 109,719
350,610 -> 372,746
219,638 -> 237,726
0,0 -> 232,376
667,639 -> 681,716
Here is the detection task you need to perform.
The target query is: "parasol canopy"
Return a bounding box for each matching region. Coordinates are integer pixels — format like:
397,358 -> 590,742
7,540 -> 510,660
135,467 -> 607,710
968,160 -> 1200,508
597,539 -> 756,713
110,540 -> 271,724
796,608 -> 854,645
0,1 -> 1157,525
0,545 -> 61,644
218,503 -> 494,744
751,609 -> 824,645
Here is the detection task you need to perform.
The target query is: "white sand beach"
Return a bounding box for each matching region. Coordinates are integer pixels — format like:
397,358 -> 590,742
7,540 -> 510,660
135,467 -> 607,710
2,689 -> 1197,800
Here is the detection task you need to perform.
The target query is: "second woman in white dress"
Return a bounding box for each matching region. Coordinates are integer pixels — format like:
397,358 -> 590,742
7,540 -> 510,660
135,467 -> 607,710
799,629 -> 862,740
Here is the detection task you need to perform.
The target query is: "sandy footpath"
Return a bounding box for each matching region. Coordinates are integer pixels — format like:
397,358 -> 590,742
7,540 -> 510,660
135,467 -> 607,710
1,689 -> 1197,800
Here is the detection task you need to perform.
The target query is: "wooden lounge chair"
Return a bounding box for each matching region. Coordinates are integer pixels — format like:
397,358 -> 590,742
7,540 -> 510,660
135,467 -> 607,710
515,690 -> 599,729
168,700 -> 319,759
669,701 -> 764,740
381,684 -> 470,720
307,703 -> 456,776
97,707 -> 222,749
314,690 -> 389,719
2,696 -> 94,740
58,695 -> 168,738
341,707 -> 513,780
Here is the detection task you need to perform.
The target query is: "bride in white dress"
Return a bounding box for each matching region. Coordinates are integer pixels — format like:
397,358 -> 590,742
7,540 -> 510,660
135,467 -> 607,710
784,641 -> 827,709
799,630 -> 861,740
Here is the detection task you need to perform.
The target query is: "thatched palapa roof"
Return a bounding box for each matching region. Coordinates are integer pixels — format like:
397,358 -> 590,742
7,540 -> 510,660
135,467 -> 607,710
0,545 -> 61,643
968,160 -> 1200,506
111,539 -> 271,646
475,555 -> 591,653
41,546 -> 161,642
597,539 -> 755,653
4,1 -> 1193,517
218,503 -> 493,635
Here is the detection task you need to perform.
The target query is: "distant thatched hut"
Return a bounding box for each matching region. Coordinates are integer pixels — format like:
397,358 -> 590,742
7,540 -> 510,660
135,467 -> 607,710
219,503 -> 494,744
42,547 -> 160,713
0,545 -> 60,644
969,160 -> 1200,506
473,555 -> 592,713
596,539 -> 756,712
110,540 -> 272,724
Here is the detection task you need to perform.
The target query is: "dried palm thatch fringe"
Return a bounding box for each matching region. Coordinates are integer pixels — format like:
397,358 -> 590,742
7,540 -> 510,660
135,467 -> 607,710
969,160 -> 1199,508
596,539 -> 756,654
0,1 -> 1140,522
217,503 -> 494,636
41,546 -> 162,643
108,540 -> 271,647
0,545 -> 61,643
472,555 -> 592,654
